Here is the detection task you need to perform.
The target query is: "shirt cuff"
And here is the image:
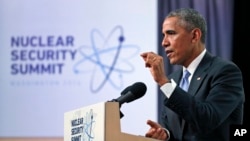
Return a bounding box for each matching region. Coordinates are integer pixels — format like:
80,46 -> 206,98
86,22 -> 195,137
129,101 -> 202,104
163,128 -> 171,141
160,79 -> 176,98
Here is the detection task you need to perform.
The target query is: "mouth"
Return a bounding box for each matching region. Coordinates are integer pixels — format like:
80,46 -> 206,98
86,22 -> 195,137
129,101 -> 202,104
166,50 -> 173,58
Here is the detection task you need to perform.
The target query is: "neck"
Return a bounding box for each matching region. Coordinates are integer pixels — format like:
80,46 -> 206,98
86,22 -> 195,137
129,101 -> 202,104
183,44 -> 205,67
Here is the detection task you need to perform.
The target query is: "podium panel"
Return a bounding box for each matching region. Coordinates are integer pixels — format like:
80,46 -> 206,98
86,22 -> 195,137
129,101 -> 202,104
64,102 -> 160,141
0,138 -> 63,141
64,102 -> 106,141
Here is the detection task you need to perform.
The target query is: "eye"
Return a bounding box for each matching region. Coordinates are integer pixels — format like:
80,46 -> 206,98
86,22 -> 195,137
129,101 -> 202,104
166,30 -> 176,35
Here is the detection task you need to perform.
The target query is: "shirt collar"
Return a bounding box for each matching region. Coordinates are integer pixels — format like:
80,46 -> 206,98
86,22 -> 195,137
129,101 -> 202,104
183,49 -> 206,77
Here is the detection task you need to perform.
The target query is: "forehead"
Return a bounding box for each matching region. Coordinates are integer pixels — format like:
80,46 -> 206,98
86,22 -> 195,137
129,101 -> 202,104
162,17 -> 187,32
162,17 -> 181,28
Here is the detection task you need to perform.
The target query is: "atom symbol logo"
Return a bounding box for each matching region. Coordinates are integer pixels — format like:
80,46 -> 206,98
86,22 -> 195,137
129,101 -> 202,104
73,25 -> 140,93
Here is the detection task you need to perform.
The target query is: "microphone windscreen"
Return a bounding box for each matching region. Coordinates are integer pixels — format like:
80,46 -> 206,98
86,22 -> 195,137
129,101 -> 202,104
121,85 -> 131,95
128,82 -> 147,101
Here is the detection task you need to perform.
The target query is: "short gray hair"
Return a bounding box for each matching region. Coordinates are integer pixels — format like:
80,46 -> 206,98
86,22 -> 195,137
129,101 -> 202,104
166,8 -> 207,43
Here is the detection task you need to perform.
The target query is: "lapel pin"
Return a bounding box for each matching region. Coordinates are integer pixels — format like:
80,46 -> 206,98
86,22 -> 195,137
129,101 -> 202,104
197,77 -> 201,80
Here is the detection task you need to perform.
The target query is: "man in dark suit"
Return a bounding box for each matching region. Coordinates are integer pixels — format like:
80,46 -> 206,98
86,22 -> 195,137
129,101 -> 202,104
140,8 -> 245,141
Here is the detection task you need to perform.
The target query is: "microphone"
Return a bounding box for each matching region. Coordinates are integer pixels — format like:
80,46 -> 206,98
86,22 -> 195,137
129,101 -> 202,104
111,82 -> 147,106
109,82 -> 147,118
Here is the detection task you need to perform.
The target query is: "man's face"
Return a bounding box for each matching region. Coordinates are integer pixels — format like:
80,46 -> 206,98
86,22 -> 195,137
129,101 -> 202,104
161,17 -> 195,67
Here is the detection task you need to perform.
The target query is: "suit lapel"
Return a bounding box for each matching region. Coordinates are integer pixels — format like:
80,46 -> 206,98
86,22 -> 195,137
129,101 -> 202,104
188,52 -> 214,96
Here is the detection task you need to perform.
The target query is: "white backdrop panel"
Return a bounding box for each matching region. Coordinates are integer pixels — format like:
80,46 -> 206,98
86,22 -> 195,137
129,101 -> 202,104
0,0 -> 157,137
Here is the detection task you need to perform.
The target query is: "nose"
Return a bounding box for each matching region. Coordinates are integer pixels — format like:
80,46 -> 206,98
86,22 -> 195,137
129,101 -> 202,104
161,36 -> 169,48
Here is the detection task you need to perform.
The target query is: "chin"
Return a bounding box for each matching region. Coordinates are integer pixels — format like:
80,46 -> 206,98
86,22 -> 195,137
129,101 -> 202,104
169,60 -> 176,65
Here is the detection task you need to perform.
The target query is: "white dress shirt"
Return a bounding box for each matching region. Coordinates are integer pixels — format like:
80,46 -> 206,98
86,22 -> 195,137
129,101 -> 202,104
160,49 -> 206,98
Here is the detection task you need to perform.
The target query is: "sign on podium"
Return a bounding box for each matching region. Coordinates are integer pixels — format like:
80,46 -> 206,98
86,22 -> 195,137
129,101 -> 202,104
64,102 -> 159,141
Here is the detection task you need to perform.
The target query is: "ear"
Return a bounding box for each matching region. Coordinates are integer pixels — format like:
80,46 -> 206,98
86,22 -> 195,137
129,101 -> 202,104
191,28 -> 202,43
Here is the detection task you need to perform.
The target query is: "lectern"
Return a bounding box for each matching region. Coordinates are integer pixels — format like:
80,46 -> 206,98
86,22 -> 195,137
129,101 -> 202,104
64,102 -> 160,141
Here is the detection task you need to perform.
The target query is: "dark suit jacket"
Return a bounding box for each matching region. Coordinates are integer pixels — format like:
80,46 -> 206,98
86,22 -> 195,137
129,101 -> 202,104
161,52 -> 245,141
